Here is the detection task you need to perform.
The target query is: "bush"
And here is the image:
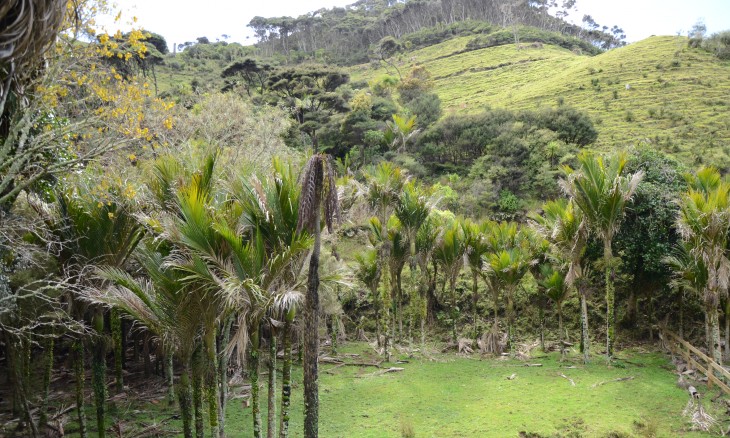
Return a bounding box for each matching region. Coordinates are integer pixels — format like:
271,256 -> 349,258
404,92 -> 442,126
498,190 -> 520,213
701,30 -> 730,60
466,26 -> 602,55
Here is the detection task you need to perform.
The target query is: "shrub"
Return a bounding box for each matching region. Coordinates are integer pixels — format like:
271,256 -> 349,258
701,30 -> 730,59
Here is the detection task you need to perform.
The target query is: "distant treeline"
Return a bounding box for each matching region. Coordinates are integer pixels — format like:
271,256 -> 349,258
247,0 -> 626,65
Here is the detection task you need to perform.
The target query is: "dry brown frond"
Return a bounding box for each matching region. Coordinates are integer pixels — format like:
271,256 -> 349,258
297,153 -> 340,234
0,0 -> 68,110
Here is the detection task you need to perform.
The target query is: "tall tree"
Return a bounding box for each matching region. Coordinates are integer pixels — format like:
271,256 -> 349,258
267,66 -> 349,150
297,154 -> 339,438
561,152 -> 643,362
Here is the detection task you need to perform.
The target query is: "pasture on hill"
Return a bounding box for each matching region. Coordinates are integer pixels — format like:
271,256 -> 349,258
350,35 -> 730,167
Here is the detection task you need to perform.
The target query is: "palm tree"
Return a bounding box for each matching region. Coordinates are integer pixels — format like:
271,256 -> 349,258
664,242 -> 708,343
532,198 -> 590,363
385,114 -> 418,153
387,218 -> 409,341
43,180 -> 144,438
415,213 -> 443,347
483,222 -> 538,355
561,151 -> 643,362
434,219 -> 467,344
89,244 -> 200,438
364,162 -> 406,358
463,219 -> 490,339
394,181 -> 431,341
297,153 -> 339,438
355,248 -> 381,344
676,167 -> 730,365
539,264 -> 570,358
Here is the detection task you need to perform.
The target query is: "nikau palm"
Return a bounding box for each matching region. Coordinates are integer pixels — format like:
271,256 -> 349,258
297,153 -> 339,438
532,198 -> 590,363
561,152 -> 642,362
676,167 -> 730,365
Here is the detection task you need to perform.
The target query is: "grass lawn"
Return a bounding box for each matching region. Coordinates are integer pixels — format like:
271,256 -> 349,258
58,342 -> 726,438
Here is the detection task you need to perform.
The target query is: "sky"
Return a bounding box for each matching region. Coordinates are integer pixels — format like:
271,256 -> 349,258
98,0 -> 730,51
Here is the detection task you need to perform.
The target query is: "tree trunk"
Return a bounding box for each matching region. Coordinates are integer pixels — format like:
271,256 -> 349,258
178,361 -> 194,438
374,289 -> 382,348
492,285 -> 500,328
219,317 -> 233,437
397,271 -> 403,342
331,314 -> 339,355
450,277 -> 458,344
250,328 -> 262,438
279,317 -> 293,438
143,333 -> 152,376
91,311 -> 107,438
472,271 -> 479,339
304,203 -> 321,438
193,359 -> 204,438
205,329 -> 220,438
267,329 -> 277,438
558,301 -> 565,360
604,239 -> 615,363
626,289 -> 638,327
73,340 -> 88,438
725,300 -> 730,362
539,302 -> 545,353
111,309 -> 123,393
506,286 -> 515,357
165,352 -> 175,405
580,286 -> 590,364
679,288 -> 684,339
39,335 -> 54,430
709,303 -> 723,366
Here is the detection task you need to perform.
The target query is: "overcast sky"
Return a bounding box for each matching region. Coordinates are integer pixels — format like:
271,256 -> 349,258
99,0 -> 730,50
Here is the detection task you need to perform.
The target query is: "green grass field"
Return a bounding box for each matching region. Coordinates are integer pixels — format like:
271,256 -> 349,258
59,343 -> 725,437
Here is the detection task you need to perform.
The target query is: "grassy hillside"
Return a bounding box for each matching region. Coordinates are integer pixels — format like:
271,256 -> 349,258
351,35 -> 730,167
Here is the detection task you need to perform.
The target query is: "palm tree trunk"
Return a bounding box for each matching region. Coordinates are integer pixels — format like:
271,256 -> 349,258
472,271 -> 479,339
507,286 -> 515,357
492,286 -> 500,328
580,285 -> 590,364
558,301 -> 565,360
331,314 -> 339,355
678,288 -> 684,339
250,327 -> 262,438
604,239 -> 615,363
725,300 -> 730,362
219,317 -> 233,438
178,360 -> 194,438
374,290 -> 382,348
397,271 -> 403,342
111,309 -> 123,393
193,346 -> 205,438
205,330 -> 220,438
91,311 -> 107,438
539,301 -> 545,353
73,340 -> 88,438
450,277 -> 458,344
304,204 -> 321,438
709,303 -> 722,365
267,329 -> 277,438
165,352 -> 175,405
279,317 -> 293,438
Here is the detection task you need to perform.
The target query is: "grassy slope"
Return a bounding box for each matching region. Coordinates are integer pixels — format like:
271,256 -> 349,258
351,35 -> 730,167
